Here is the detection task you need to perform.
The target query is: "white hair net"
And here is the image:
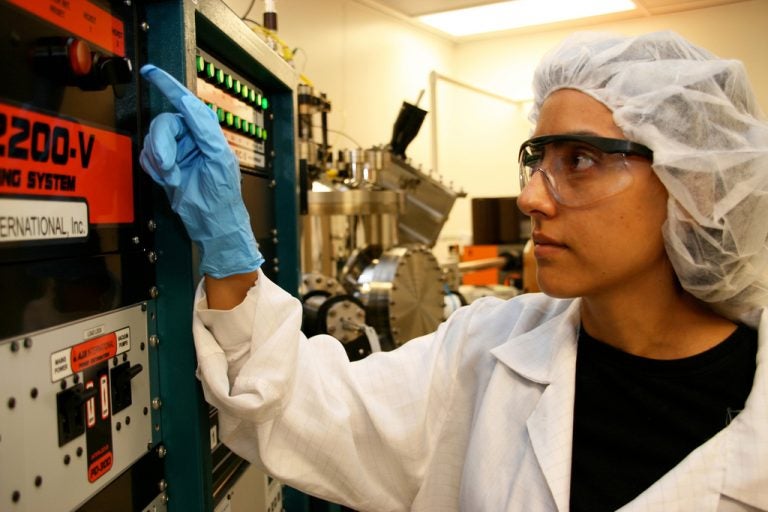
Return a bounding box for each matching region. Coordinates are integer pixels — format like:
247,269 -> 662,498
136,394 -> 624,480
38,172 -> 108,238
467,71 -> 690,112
530,31 -> 768,322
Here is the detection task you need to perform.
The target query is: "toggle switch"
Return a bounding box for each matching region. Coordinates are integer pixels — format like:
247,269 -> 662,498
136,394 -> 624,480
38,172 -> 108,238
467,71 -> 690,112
110,362 -> 143,414
57,383 -> 98,446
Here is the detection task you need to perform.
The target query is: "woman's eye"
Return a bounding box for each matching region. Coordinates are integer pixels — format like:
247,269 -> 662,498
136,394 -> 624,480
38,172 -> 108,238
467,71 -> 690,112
565,146 -> 601,172
572,153 -> 597,171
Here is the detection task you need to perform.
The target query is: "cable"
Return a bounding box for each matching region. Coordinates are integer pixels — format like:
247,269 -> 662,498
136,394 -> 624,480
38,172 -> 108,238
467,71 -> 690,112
242,18 -> 295,61
243,17 -> 263,27
292,47 -> 308,74
313,125 -> 364,148
241,18 -> 314,85
240,0 -> 257,20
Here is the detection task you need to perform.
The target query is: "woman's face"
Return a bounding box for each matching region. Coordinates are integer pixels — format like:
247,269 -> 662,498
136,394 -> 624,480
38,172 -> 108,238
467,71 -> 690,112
517,89 -> 670,299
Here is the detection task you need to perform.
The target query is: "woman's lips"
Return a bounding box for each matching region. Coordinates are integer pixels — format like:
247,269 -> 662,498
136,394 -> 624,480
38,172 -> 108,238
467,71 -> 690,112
532,232 -> 567,258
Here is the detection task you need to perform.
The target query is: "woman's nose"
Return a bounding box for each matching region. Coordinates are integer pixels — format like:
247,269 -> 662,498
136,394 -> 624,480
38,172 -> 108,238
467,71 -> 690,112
517,170 -> 557,217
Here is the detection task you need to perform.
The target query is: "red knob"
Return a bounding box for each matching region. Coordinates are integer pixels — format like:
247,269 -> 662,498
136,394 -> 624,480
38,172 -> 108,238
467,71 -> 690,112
67,38 -> 92,77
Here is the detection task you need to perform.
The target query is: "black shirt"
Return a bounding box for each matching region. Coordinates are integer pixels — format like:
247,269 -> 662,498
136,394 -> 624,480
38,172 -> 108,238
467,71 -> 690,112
569,324 -> 757,512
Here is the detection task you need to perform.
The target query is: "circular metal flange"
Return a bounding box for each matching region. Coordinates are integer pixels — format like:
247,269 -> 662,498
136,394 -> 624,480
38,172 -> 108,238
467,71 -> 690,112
302,292 -> 367,344
322,295 -> 367,343
300,272 -> 346,297
354,244 -> 444,349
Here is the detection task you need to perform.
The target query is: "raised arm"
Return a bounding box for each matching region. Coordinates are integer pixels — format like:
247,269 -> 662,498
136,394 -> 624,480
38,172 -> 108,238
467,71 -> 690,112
139,64 -> 262,309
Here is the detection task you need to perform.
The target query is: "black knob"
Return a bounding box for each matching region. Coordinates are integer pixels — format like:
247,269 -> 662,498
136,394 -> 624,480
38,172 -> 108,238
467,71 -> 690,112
79,55 -> 133,97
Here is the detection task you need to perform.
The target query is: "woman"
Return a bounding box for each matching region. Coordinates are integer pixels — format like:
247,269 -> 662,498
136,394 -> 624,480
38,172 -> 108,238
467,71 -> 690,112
141,31 -> 768,511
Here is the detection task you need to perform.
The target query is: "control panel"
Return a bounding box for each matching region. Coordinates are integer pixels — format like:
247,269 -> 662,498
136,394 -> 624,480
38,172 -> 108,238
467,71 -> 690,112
0,305 -> 153,510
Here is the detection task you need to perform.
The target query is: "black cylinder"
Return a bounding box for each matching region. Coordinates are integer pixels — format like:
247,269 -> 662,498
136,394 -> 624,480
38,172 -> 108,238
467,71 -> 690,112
389,102 -> 427,158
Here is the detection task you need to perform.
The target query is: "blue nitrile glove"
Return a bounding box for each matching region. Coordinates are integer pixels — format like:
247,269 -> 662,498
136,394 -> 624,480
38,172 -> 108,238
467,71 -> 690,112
139,64 -> 264,278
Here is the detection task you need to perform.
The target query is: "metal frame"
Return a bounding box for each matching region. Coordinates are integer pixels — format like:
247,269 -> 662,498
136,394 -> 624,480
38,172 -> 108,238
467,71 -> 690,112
142,1 -> 300,510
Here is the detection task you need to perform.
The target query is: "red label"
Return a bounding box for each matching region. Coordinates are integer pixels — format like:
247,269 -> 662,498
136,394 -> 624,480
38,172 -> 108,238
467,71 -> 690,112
70,333 -> 117,373
6,0 -> 125,57
0,102 -> 134,224
88,449 -> 113,483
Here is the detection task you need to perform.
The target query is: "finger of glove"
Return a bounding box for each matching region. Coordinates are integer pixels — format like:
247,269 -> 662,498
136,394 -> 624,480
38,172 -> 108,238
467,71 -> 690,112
141,64 -> 226,156
139,137 -> 166,185
140,133 -> 184,192
140,64 -> 191,111
144,112 -> 187,171
139,148 -> 180,209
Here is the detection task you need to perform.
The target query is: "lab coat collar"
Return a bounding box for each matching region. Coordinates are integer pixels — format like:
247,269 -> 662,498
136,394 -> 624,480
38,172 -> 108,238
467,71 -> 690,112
491,299 -> 582,512
719,307 -> 768,510
491,298 -> 581,385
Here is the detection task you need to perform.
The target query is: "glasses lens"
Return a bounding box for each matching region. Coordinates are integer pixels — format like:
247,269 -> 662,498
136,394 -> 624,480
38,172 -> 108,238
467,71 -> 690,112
518,136 -> 636,207
519,145 -> 542,189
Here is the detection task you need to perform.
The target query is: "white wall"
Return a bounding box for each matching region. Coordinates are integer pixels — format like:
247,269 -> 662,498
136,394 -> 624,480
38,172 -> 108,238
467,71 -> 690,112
223,0 -> 768,261
225,0 -> 455,168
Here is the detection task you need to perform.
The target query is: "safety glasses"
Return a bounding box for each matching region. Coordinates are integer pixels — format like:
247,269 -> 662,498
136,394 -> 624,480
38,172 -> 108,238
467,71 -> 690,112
518,134 -> 654,207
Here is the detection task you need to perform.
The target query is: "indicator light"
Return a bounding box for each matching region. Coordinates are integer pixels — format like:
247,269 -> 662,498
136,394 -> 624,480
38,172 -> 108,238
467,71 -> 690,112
225,112 -> 234,126
215,69 -> 224,84
225,74 -> 233,89
233,80 -> 241,94
196,55 -> 205,73
261,97 -> 269,110
234,116 -> 241,130
242,85 -> 250,100
249,90 -> 256,103
205,62 -> 215,79
216,107 -> 225,123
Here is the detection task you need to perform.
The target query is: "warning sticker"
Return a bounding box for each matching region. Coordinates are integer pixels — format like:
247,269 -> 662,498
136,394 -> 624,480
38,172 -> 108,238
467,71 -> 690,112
0,102 -> 134,225
89,447 -> 113,483
50,327 -> 130,381
0,197 -> 88,242
6,0 -> 126,57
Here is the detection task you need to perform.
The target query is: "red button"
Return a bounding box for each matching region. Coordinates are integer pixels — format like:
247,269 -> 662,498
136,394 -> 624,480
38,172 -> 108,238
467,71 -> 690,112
68,38 -> 92,76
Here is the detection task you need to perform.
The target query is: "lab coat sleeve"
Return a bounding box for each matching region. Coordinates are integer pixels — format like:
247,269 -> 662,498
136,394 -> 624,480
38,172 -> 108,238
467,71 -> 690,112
192,269 -> 463,511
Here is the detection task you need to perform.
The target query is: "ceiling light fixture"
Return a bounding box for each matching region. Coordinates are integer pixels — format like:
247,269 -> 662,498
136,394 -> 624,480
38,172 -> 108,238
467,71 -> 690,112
417,0 -> 638,37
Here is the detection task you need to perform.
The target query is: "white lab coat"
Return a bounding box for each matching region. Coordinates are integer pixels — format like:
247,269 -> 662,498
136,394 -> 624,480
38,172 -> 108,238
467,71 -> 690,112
193,270 -> 768,512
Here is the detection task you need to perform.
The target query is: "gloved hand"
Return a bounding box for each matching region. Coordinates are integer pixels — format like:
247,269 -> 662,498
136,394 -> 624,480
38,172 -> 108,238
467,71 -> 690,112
139,64 -> 264,278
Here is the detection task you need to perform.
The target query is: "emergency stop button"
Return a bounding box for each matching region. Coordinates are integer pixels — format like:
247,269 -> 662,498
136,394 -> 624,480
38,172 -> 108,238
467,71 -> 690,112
68,38 -> 92,76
